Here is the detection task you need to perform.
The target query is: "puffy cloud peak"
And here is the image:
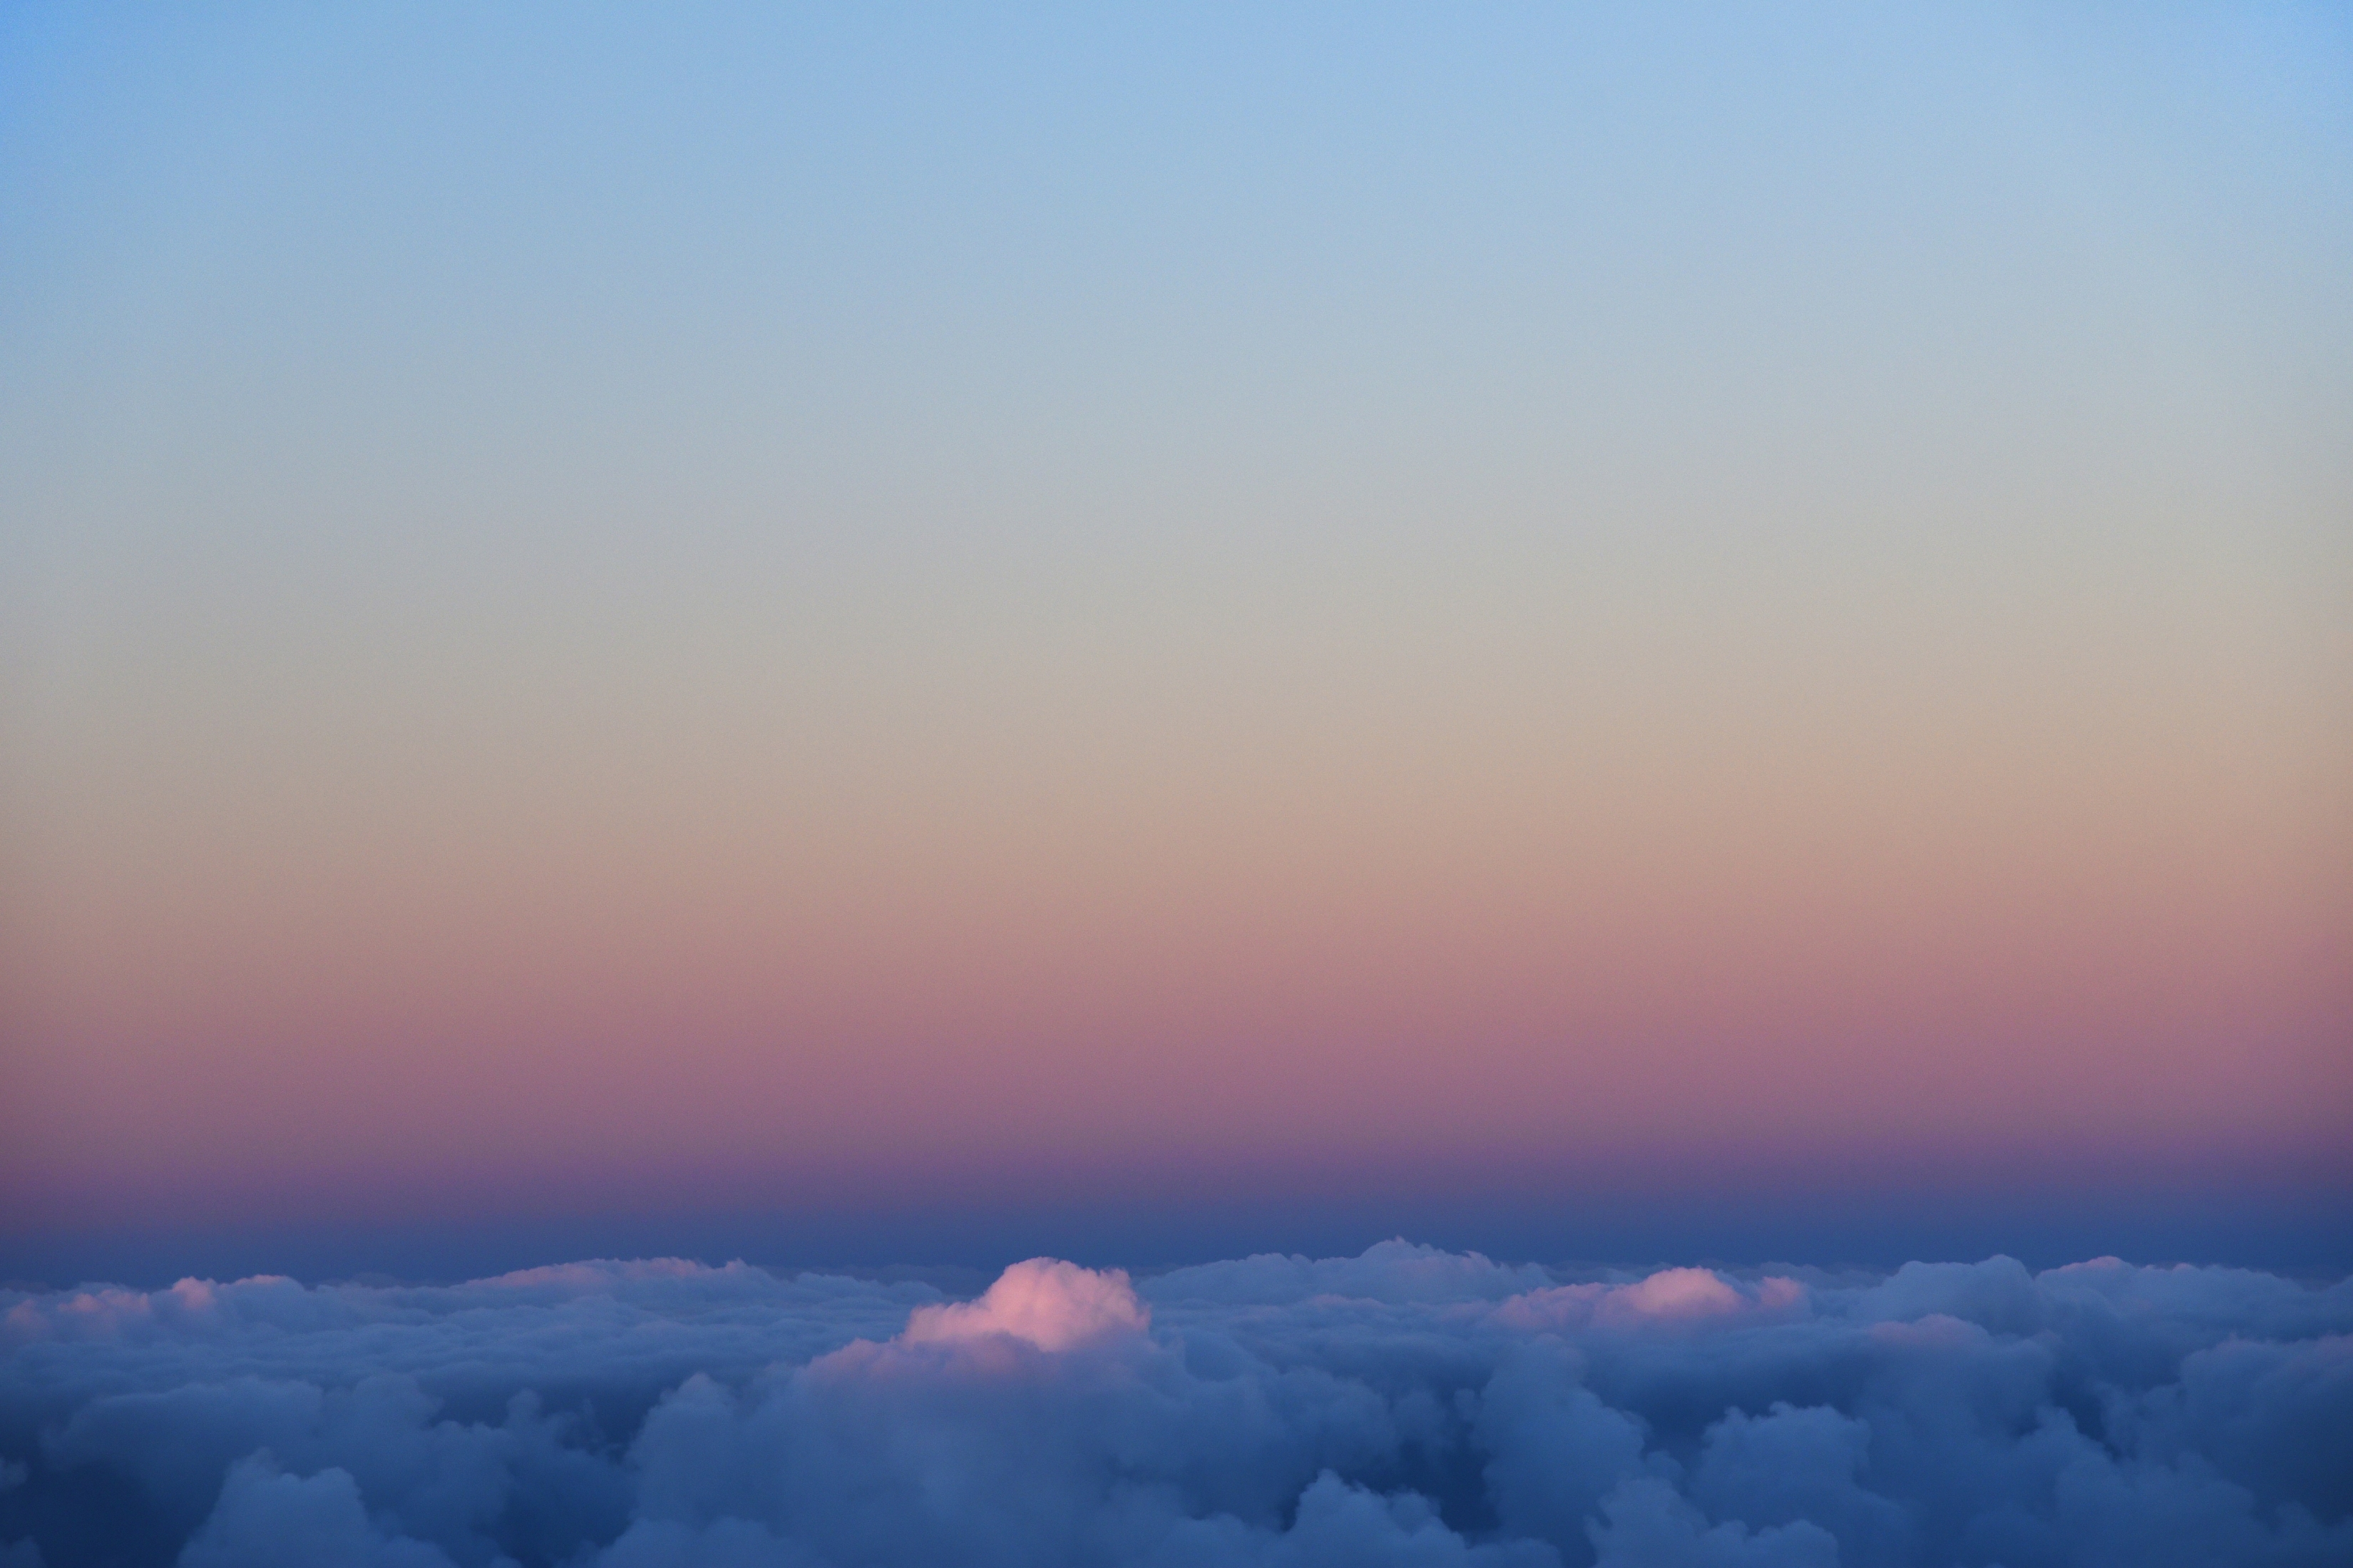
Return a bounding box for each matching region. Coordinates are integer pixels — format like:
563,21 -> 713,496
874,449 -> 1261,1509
1494,1268 -> 1807,1332
901,1258 -> 1147,1351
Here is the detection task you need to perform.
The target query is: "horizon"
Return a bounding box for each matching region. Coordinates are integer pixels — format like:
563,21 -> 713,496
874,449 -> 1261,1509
9,1177 -> 2352,1296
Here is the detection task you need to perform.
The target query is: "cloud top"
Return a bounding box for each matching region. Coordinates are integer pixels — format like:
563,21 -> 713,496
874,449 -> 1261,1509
901,1258 -> 1147,1351
1493,1267 -> 1809,1333
3,1246 -> 2349,1567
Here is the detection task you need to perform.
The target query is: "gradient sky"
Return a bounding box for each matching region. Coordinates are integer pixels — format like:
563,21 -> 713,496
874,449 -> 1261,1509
4,4 -> 2349,1279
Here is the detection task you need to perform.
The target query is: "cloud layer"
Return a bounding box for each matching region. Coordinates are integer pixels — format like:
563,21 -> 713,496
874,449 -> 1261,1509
3,1241 -> 2349,1566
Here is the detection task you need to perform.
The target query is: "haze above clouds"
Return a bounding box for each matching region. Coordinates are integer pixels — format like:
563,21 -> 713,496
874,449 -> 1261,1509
3,1242 -> 2347,1567
5,4 -> 2349,1251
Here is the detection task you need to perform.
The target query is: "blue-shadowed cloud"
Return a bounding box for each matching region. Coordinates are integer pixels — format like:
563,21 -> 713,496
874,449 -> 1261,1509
2,1241 -> 2348,1566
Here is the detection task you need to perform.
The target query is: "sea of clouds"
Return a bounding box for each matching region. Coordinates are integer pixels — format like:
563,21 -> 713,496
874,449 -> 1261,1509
2,1241 -> 2347,1567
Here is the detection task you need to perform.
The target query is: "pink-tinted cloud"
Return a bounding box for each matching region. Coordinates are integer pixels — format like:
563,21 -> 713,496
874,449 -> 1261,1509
1493,1268 -> 1808,1333
900,1258 -> 1148,1352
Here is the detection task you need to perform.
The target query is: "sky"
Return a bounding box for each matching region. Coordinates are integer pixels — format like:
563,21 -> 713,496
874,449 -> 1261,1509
3,4 -> 2350,1283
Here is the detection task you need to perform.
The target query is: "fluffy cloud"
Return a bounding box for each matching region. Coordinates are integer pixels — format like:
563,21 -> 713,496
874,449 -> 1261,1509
901,1259 -> 1149,1351
2,1244 -> 2348,1567
1492,1269 -> 1807,1333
